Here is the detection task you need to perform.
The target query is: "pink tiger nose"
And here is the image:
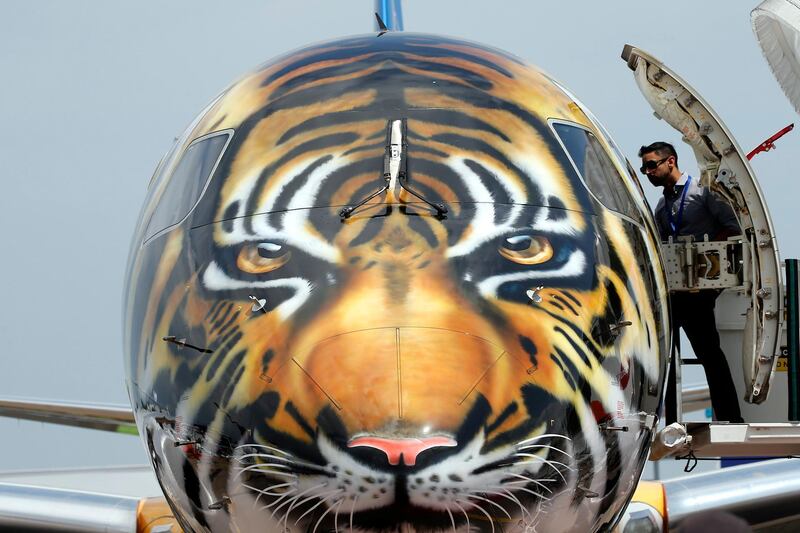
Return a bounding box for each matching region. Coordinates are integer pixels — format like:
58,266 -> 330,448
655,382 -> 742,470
347,436 -> 457,466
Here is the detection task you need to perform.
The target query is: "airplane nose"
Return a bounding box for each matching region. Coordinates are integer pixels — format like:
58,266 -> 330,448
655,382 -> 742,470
291,326 -> 514,433
347,436 -> 457,466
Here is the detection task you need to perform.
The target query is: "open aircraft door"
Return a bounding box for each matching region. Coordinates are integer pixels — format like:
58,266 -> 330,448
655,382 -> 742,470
621,45 -> 783,406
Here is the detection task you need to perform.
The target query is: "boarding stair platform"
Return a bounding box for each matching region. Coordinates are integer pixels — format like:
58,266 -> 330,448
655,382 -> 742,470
649,256 -> 800,461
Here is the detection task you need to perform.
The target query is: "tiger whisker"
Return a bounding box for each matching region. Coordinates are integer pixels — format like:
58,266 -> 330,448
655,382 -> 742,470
255,481 -> 318,512
268,493 -> 296,518
248,487 -> 292,511
235,443 -> 293,457
516,443 -> 572,458
453,500 -> 471,533
513,452 -> 565,463
502,472 -> 554,494
334,495 -> 342,533
445,506 -> 457,533
234,463 -> 334,480
312,496 -> 344,533
234,462 -> 295,481
282,483 -> 328,525
505,478 -> 556,485
349,496 -> 359,532
240,481 -> 295,498
516,462 -> 571,485
256,486 -> 298,510
237,451 -> 324,468
282,482 -> 328,531
458,498 -> 495,533
241,467 -> 299,480
235,468 -> 272,485
516,434 -> 572,446
293,497 -> 329,526
527,497 -> 547,524
237,453 -> 334,477
236,452 -> 297,464
502,483 -> 552,502
240,478 -> 296,497
277,494 -> 302,527
486,486 -> 531,520
504,488 -> 534,522
295,489 -> 345,525
271,483 -> 314,520
237,452 -> 328,472
235,457 -> 289,468
468,493 -> 510,520
514,454 -> 573,482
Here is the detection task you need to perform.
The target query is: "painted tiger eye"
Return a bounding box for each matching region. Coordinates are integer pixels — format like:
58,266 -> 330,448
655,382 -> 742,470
499,235 -> 553,265
237,243 -> 291,274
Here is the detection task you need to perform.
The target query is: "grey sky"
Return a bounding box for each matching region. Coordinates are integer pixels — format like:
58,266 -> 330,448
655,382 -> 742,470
0,1 -> 796,475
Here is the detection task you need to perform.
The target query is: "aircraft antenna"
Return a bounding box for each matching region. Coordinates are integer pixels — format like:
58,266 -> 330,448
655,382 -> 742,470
374,0 -> 404,31
374,13 -> 389,33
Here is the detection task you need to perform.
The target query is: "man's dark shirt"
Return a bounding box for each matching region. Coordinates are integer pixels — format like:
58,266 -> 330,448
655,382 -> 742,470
655,173 -> 744,423
654,173 -> 740,242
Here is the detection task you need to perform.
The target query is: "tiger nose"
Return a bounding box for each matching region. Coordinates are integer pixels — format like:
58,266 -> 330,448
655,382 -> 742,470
347,436 -> 457,466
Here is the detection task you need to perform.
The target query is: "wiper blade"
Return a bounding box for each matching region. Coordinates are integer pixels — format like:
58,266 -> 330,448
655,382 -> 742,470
162,336 -> 213,354
339,119 -> 447,220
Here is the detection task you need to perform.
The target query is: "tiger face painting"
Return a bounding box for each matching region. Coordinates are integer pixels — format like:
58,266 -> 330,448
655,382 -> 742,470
124,33 -> 669,533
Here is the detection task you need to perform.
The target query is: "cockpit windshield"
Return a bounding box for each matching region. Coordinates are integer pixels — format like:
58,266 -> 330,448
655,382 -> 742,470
552,121 -> 640,220
144,130 -> 232,243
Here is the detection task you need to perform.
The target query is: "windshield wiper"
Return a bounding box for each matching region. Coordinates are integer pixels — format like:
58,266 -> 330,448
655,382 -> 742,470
162,336 -> 213,354
339,119 -> 447,220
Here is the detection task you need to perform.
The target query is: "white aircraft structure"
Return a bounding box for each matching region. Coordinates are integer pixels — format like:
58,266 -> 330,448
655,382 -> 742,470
2,2 -> 800,531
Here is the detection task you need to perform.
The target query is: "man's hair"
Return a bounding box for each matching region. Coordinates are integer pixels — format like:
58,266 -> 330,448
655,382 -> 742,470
638,141 -> 678,167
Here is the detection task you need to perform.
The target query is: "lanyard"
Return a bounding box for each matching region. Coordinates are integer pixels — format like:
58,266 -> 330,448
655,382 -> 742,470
667,175 -> 691,238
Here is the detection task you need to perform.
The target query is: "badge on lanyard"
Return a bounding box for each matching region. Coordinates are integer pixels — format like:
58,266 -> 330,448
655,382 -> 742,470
667,175 -> 692,238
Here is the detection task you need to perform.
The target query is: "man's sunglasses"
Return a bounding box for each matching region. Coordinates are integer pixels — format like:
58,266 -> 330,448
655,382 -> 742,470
640,157 -> 668,173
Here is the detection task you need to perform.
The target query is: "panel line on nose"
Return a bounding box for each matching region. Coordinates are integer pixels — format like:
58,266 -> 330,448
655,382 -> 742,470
396,327 -> 402,420
458,351 -> 507,405
291,358 -> 342,410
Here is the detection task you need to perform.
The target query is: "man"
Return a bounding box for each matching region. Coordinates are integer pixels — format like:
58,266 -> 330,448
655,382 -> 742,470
639,141 -> 744,423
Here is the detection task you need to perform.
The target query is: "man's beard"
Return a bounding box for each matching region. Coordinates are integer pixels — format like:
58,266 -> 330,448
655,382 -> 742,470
647,172 -> 669,187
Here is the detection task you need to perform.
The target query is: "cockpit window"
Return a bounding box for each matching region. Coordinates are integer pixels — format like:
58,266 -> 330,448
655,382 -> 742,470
551,122 -> 639,220
144,130 -> 232,243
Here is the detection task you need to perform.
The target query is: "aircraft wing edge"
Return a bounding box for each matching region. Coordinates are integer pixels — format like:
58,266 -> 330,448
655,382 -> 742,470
662,457 -> 800,528
0,397 -> 137,435
682,383 -> 711,413
0,482 -> 140,532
